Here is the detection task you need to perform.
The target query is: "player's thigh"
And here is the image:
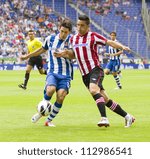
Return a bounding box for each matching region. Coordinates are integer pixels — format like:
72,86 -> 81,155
106,61 -> 113,72
46,85 -> 56,96
117,60 -> 121,71
82,74 -> 90,89
56,89 -> 68,103
104,68 -> 110,74
112,61 -> 119,73
57,78 -> 71,94
35,56 -> 43,70
28,57 -> 35,68
26,64 -> 33,72
89,67 -> 104,94
82,67 -> 104,91
100,90 -> 109,103
46,74 -> 57,89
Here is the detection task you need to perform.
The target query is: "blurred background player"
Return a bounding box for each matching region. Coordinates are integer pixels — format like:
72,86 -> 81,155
104,32 -> 123,89
20,20 -> 73,127
18,30 -> 47,90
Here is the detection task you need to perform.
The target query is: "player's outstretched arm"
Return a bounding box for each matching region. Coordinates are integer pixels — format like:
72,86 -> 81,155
20,47 -> 46,61
110,50 -> 123,57
54,49 -> 75,59
107,40 -> 131,52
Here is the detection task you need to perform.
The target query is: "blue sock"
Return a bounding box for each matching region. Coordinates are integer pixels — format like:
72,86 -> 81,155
47,102 -> 62,121
44,93 -> 51,101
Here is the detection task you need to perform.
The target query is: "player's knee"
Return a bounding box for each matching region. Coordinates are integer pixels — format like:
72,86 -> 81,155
46,86 -> 55,96
106,99 -> 113,108
89,87 -> 99,96
112,72 -> 117,76
39,70 -> 44,74
26,70 -> 30,74
103,95 -> 109,103
57,94 -> 65,103
104,70 -> 109,75
39,71 -> 43,74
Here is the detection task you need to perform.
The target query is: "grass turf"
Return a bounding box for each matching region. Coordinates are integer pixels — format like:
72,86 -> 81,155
0,69 -> 150,142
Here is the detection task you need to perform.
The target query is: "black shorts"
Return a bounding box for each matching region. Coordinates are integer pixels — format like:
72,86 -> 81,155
28,56 -> 43,70
82,66 -> 105,90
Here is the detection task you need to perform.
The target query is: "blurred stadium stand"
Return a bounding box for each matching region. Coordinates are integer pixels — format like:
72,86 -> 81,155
0,0 -> 150,66
35,0 -> 150,59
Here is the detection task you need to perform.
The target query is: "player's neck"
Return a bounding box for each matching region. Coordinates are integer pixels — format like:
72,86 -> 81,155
30,38 -> 34,41
78,31 -> 88,37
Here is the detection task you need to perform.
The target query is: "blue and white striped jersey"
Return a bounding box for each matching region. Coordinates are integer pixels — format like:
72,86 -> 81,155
108,40 -> 120,60
42,34 -> 73,79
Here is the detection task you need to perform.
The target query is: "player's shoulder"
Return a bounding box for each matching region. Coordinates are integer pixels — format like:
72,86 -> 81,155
66,34 -> 72,41
91,31 -> 97,35
68,34 -> 74,42
91,32 -> 102,37
34,38 -> 40,41
33,38 -> 41,43
45,34 -> 57,41
68,34 -> 73,39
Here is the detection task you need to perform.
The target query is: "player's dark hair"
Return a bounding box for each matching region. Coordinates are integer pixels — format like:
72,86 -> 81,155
110,32 -> 117,36
78,15 -> 90,25
60,19 -> 72,31
28,30 -> 34,33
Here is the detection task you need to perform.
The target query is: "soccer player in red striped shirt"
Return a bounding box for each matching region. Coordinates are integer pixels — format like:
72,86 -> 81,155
54,15 -> 135,128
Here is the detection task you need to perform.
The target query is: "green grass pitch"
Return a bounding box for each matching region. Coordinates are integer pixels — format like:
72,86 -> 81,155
0,69 -> 150,142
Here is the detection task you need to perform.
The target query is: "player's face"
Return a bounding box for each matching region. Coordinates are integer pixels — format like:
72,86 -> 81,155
59,27 -> 70,40
28,32 -> 35,40
77,20 -> 89,36
110,34 -> 116,41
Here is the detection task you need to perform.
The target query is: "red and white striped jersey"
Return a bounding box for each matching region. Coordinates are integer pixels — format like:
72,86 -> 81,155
70,31 -> 107,75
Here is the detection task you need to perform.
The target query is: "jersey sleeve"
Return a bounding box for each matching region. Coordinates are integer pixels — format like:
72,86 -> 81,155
93,32 -> 107,45
42,36 -> 51,50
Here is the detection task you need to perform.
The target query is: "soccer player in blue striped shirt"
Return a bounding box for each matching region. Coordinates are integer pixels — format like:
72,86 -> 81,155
104,32 -> 123,89
20,20 -> 73,127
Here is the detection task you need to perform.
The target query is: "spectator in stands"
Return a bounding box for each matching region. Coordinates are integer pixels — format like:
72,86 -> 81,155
0,0 -> 60,63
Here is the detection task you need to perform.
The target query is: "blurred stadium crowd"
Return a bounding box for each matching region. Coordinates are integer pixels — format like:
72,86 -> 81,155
0,0 -> 149,65
0,0 -> 63,64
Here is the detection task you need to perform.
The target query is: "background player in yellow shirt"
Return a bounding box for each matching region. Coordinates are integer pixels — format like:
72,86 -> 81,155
18,30 -> 47,90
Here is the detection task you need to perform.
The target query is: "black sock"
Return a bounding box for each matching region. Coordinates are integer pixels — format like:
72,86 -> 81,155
106,99 -> 127,117
114,75 -> 122,88
44,69 -> 47,75
93,93 -> 106,117
24,73 -> 30,87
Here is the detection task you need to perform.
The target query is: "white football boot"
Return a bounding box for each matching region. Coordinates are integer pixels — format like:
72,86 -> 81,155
125,114 -> 135,128
31,113 -> 42,123
97,117 -> 110,127
45,121 -> 55,127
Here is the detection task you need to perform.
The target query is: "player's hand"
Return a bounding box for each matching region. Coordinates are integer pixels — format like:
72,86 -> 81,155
53,50 -> 67,58
20,55 -> 28,61
53,52 -> 62,58
104,53 -> 110,57
122,46 -> 131,52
